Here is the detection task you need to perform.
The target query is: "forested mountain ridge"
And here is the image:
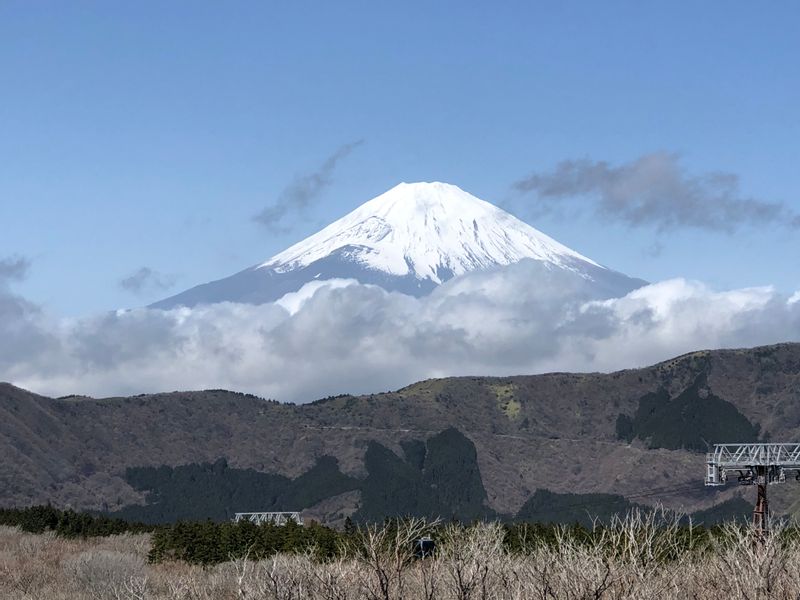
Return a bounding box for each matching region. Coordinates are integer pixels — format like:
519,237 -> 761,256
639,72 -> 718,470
2,342 -> 800,523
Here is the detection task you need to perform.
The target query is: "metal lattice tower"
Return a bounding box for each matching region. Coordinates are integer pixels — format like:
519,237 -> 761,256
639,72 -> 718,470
706,443 -> 800,537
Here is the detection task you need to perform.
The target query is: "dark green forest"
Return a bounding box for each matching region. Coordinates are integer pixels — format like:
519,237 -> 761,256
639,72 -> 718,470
0,505 -> 155,537
116,455 -> 359,523
109,425 -> 752,526
615,375 -> 759,451
113,428 -> 495,524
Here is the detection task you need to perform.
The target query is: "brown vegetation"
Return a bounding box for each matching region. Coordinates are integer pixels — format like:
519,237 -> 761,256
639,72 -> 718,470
4,511 -> 800,599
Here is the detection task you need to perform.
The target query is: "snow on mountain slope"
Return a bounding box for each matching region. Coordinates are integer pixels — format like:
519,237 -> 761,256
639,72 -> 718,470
151,182 -> 644,309
261,182 -> 600,282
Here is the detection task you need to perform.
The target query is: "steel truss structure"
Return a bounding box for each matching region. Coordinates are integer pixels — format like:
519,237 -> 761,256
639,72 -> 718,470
706,443 -> 800,537
706,443 -> 800,486
233,512 -> 304,526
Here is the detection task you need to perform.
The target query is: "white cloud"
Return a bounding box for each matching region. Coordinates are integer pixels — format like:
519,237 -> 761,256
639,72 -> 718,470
274,278 -> 361,315
3,260 -> 799,403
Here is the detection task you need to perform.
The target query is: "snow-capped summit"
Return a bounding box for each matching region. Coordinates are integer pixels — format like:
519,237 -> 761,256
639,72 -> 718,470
151,182 -> 644,309
262,182 -> 600,282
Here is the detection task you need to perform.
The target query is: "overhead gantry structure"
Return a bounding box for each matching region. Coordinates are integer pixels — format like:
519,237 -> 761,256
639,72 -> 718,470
706,443 -> 800,536
233,511 -> 304,526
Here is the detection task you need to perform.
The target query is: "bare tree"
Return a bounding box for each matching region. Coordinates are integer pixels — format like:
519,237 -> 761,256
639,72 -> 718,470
353,517 -> 431,600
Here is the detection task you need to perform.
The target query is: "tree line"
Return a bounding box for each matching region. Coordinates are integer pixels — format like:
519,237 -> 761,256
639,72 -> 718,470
0,504 -> 752,567
0,505 -> 155,538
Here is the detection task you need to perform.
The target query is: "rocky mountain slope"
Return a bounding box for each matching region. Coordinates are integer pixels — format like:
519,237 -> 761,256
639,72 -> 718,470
3,342 -> 800,524
151,182 -> 644,309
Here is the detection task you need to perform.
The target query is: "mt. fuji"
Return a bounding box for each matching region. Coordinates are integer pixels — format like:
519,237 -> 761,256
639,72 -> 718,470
151,182 -> 645,309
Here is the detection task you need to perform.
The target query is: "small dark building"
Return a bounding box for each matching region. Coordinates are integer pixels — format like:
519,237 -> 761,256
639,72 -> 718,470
413,536 -> 435,558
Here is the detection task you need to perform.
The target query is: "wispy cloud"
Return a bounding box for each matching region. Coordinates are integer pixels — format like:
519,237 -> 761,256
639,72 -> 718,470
513,153 -> 799,232
0,255 -> 31,285
119,267 -> 176,296
254,140 -> 364,234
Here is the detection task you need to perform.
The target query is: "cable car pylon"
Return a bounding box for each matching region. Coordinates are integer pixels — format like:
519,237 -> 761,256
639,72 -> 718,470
706,443 -> 800,543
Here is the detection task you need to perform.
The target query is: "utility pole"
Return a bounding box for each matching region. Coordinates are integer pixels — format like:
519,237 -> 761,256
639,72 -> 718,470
706,443 -> 800,541
752,465 -> 768,542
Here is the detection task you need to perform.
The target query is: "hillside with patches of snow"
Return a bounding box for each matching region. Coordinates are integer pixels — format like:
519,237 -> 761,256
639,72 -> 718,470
151,182 -> 644,309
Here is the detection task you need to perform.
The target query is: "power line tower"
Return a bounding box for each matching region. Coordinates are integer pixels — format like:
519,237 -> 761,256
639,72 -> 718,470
705,443 -> 800,539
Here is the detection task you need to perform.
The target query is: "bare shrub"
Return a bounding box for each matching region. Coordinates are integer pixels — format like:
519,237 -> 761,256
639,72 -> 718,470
705,518 -> 797,600
62,549 -> 147,600
8,514 -> 800,599
249,553 -> 313,600
438,522 -> 506,600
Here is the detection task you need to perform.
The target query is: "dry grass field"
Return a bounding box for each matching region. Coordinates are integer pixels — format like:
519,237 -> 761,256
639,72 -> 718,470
2,512 -> 800,599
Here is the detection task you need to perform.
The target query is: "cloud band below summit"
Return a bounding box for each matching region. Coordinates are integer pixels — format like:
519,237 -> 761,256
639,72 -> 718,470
4,260 -> 799,403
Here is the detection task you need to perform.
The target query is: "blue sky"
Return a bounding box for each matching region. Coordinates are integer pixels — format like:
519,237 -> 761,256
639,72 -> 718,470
2,1 -> 798,316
